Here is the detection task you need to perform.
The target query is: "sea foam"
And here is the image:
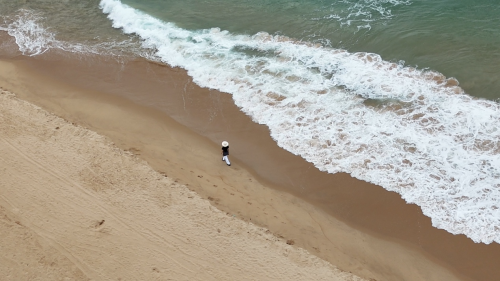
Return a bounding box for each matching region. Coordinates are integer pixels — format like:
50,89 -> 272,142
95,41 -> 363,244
316,0 -> 411,31
0,9 -> 144,58
0,10 -> 57,56
29,0 -> 492,244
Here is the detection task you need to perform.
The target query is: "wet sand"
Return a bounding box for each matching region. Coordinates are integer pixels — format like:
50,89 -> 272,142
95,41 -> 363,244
0,89 -> 367,281
1,53 -> 499,281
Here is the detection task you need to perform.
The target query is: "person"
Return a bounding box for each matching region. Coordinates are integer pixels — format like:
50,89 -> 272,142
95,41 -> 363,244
221,141 -> 231,166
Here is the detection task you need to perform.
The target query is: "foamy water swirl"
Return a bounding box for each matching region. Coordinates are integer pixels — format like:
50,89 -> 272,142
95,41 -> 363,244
0,9 -> 145,58
317,0 -> 412,31
101,0 -> 498,244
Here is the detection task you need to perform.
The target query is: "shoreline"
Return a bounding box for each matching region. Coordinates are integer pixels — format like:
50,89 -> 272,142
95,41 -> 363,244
1,54 -> 497,280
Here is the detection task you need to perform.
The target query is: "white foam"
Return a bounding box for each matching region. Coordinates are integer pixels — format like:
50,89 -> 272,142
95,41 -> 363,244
101,0 -> 498,244
0,10 -> 55,56
314,0 -> 411,30
0,9 -> 144,58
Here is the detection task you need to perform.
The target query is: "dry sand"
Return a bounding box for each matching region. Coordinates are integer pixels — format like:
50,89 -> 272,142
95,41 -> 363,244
0,89 -> 366,281
1,56 -> 494,281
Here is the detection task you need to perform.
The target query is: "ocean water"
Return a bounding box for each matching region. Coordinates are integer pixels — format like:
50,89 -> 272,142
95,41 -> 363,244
0,0 -> 499,244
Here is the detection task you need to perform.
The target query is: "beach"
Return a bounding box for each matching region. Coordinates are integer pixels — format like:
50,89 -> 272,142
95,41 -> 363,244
1,55 -> 499,281
0,62 -> 369,280
2,0 -> 500,279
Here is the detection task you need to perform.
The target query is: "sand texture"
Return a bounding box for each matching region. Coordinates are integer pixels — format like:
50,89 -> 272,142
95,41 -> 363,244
0,90 -> 367,281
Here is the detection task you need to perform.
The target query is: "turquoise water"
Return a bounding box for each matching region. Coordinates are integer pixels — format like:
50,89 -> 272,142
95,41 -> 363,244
120,0 -> 500,100
1,0 -> 498,98
1,0 -> 500,243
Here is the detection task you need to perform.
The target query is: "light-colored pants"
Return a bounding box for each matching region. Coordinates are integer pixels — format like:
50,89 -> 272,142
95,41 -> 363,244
222,155 -> 231,165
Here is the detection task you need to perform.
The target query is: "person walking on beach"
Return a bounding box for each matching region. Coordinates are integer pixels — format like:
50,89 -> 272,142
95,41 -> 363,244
221,141 -> 231,166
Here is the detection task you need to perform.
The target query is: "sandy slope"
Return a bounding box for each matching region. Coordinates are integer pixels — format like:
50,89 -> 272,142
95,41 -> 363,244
0,90 -> 366,281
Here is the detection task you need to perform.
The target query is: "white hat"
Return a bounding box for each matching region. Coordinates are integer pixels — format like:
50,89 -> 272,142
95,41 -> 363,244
222,141 -> 229,147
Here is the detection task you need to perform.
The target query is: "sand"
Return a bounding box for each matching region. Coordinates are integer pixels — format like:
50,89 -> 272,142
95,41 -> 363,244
1,55 -> 498,281
0,89 -> 368,281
